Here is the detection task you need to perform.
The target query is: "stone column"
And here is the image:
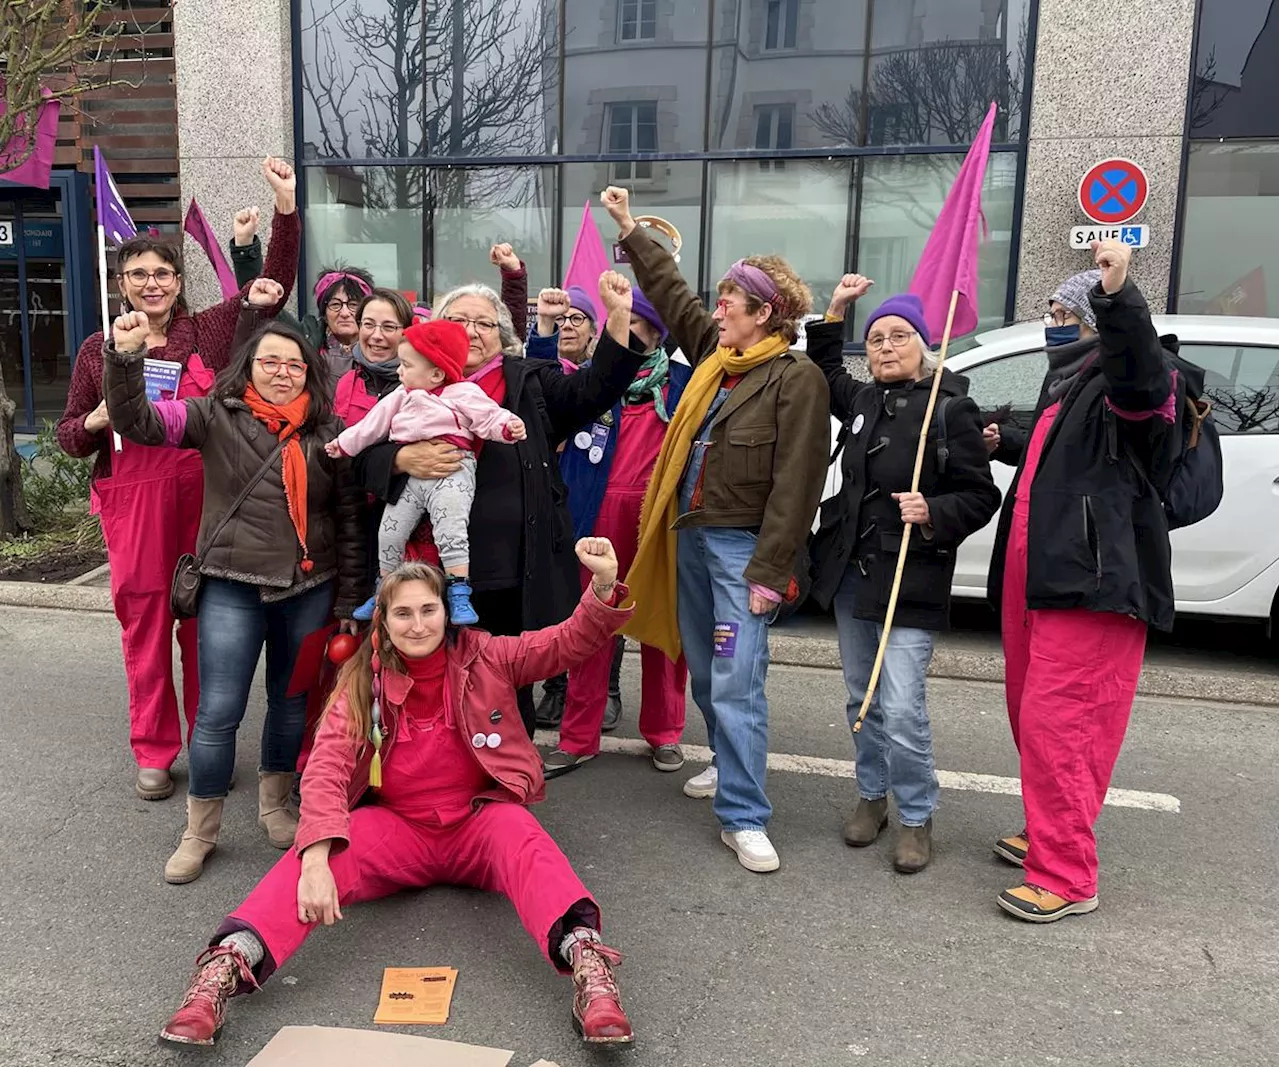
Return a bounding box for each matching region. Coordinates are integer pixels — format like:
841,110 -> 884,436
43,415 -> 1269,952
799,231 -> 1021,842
172,0 -> 295,312
1014,0 -> 1196,317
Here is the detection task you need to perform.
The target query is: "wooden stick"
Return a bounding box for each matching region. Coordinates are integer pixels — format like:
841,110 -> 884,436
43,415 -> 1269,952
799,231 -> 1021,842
853,289 -> 961,734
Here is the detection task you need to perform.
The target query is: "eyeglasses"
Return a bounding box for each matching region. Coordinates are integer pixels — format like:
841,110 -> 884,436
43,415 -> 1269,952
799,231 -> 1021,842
554,312 -> 590,329
121,268 -> 179,287
442,314 -> 499,333
866,330 -> 917,351
714,298 -> 749,314
254,357 -> 308,378
360,319 -> 404,335
1043,310 -> 1079,327
327,299 -> 360,314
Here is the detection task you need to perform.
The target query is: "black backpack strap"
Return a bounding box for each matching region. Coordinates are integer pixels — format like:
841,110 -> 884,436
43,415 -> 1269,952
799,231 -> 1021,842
829,418 -> 852,465
934,395 -> 952,472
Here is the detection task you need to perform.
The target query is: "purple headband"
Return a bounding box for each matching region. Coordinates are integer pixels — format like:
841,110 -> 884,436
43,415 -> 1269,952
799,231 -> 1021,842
412,305 -> 432,323
313,271 -> 373,307
721,260 -> 785,313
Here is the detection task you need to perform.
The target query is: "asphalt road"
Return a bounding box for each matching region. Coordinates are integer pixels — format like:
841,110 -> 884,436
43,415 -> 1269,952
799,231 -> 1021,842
0,605 -> 1275,1067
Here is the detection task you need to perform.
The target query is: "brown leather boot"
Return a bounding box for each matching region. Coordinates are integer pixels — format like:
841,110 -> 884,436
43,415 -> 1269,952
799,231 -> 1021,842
164,797 -> 223,884
570,938 -> 633,1045
842,797 -> 888,847
893,819 -> 933,874
257,772 -> 298,849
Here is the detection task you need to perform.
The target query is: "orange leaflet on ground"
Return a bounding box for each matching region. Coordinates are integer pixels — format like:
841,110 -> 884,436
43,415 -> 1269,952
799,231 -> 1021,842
374,967 -> 459,1025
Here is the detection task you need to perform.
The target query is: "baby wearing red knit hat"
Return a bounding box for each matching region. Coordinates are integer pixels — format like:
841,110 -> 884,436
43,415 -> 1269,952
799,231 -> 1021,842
325,319 -> 526,624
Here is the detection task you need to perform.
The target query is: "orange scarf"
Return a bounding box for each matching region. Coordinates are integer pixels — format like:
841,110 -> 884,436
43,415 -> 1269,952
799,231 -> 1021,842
242,385 -> 314,573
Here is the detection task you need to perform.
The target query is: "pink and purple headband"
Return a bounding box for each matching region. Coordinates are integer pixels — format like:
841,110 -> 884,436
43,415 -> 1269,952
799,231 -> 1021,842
720,260 -> 786,313
313,271 -> 373,307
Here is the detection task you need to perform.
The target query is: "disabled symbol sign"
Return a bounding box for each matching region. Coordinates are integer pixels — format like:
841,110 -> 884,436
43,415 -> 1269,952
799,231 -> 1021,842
1078,159 -> 1149,224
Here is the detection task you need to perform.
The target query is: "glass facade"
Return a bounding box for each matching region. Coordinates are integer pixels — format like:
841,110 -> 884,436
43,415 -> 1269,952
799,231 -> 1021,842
296,0 -> 1033,335
1174,0 -> 1278,316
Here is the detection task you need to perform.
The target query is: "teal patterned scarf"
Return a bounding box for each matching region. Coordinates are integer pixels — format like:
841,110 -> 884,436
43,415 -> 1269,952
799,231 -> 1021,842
623,348 -> 672,423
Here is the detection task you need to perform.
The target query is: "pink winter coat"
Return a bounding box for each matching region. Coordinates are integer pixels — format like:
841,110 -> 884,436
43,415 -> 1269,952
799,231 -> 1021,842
294,583 -> 632,858
330,382 -> 521,457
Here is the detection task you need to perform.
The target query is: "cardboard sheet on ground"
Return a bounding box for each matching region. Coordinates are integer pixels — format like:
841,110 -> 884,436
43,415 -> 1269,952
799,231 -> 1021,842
246,1025 -> 515,1066
374,966 -> 458,1024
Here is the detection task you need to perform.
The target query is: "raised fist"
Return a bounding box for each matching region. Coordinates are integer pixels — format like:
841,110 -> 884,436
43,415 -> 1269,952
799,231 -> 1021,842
537,287 -> 571,321
600,186 -> 631,223
234,206 -> 260,247
830,273 -> 874,311
111,310 -> 150,354
262,157 -> 297,213
489,243 -> 520,272
247,278 -> 285,308
575,536 -> 619,587
1091,238 -> 1131,295
597,271 -> 633,316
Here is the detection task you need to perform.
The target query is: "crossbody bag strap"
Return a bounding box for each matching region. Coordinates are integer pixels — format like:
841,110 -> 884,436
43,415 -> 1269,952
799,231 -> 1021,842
195,430 -> 293,565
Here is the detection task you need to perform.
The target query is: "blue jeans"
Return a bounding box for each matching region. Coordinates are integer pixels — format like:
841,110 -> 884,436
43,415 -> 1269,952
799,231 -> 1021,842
833,569 -> 938,826
677,525 -> 775,832
189,578 -> 335,799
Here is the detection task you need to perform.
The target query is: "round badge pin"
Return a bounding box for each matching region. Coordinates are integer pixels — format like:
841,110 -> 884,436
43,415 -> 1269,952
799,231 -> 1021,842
851,413 -> 865,434
485,732 -> 502,749
574,431 -> 592,449
471,732 -> 487,749
588,446 -> 604,464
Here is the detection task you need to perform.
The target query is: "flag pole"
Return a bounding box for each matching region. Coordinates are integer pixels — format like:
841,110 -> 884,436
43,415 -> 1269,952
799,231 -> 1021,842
98,223 -> 122,453
853,288 -> 960,734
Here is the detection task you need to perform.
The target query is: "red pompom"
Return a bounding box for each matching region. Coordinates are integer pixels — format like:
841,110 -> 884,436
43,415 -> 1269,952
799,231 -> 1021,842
300,558 -> 314,574
326,632 -> 360,665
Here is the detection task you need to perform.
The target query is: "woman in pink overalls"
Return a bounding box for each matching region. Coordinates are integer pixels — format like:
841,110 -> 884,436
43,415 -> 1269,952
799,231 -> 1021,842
159,543 -> 635,1049
984,240 -> 1178,923
55,158 -> 300,803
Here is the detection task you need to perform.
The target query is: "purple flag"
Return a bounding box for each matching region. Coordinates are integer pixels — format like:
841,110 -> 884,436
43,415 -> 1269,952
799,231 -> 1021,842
0,89 -> 61,190
907,102 -> 997,341
183,198 -> 240,300
94,145 -> 136,246
563,202 -> 612,322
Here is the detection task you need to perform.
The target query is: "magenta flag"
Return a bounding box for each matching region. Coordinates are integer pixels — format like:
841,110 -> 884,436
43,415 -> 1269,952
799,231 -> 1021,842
563,201 -> 612,320
93,145 -> 137,246
0,90 -> 61,190
907,102 -> 997,341
184,198 -> 240,299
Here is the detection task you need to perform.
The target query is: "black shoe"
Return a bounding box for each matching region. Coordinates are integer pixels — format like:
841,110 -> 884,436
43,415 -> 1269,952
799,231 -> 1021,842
535,674 -> 567,728
602,638 -> 624,732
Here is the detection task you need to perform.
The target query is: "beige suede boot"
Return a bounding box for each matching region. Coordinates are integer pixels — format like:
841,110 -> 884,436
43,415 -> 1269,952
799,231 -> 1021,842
164,797 -> 223,884
257,772 -> 299,850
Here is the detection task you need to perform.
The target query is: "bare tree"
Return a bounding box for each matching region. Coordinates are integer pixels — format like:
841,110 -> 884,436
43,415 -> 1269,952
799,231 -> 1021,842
1205,386 -> 1278,435
301,0 -> 557,210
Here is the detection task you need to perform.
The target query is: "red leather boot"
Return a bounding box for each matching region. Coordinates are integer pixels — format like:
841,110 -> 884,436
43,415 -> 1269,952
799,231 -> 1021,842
570,939 -> 633,1044
159,944 -> 258,1045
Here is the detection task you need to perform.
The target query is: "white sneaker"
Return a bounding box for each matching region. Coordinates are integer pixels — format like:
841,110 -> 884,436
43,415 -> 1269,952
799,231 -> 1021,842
721,829 -> 780,873
682,765 -> 718,799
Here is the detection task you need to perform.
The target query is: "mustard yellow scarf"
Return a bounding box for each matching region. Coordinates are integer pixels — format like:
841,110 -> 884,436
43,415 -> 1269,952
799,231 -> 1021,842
623,334 -> 791,661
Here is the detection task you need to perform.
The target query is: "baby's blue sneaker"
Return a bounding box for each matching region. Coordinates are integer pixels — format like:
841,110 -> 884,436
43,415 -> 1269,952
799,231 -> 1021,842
352,595 -> 377,622
447,578 -> 479,626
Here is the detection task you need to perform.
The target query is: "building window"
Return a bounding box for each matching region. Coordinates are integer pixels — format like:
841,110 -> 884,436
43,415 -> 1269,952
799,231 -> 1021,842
605,102 -> 658,182
764,0 -> 798,50
753,104 -> 794,170
617,0 -> 657,42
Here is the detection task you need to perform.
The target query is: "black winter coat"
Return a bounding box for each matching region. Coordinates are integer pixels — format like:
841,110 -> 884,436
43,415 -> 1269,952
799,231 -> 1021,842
807,319 -> 1001,631
987,278 -> 1178,630
355,331 -> 644,630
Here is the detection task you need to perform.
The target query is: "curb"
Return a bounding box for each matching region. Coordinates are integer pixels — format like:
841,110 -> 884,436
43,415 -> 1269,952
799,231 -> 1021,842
0,580 -> 1272,707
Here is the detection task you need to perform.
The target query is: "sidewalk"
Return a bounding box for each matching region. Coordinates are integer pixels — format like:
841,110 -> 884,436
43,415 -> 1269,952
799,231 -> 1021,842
0,568 -> 1274,706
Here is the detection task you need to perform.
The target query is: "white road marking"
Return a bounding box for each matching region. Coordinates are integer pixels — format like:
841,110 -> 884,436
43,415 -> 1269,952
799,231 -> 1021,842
534,731 -> 1181,814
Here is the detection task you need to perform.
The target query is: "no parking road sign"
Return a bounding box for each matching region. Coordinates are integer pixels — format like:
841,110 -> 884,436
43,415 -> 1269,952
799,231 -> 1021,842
1078,158 -> 1148,224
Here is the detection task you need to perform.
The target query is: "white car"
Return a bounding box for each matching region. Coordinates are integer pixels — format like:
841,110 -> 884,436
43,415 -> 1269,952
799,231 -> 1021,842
813,315 -> 1280,629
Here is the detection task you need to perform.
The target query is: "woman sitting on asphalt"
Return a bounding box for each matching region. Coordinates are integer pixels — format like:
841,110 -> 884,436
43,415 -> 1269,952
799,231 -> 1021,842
354,275 -> 645,737
55,158 -> 300,806
807,276 -> 1000,875
104,305 -> 366,885
158,540 -> 635,1049
542,276 -> 691,778
602,185 -> 831,875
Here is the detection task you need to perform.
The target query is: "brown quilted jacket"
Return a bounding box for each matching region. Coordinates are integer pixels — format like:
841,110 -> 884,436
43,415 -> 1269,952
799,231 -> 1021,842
103,345 -> 368,616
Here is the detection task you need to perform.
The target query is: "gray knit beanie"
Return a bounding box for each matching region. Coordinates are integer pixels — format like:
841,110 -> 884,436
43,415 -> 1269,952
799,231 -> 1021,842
1049,269 -> 1102,329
